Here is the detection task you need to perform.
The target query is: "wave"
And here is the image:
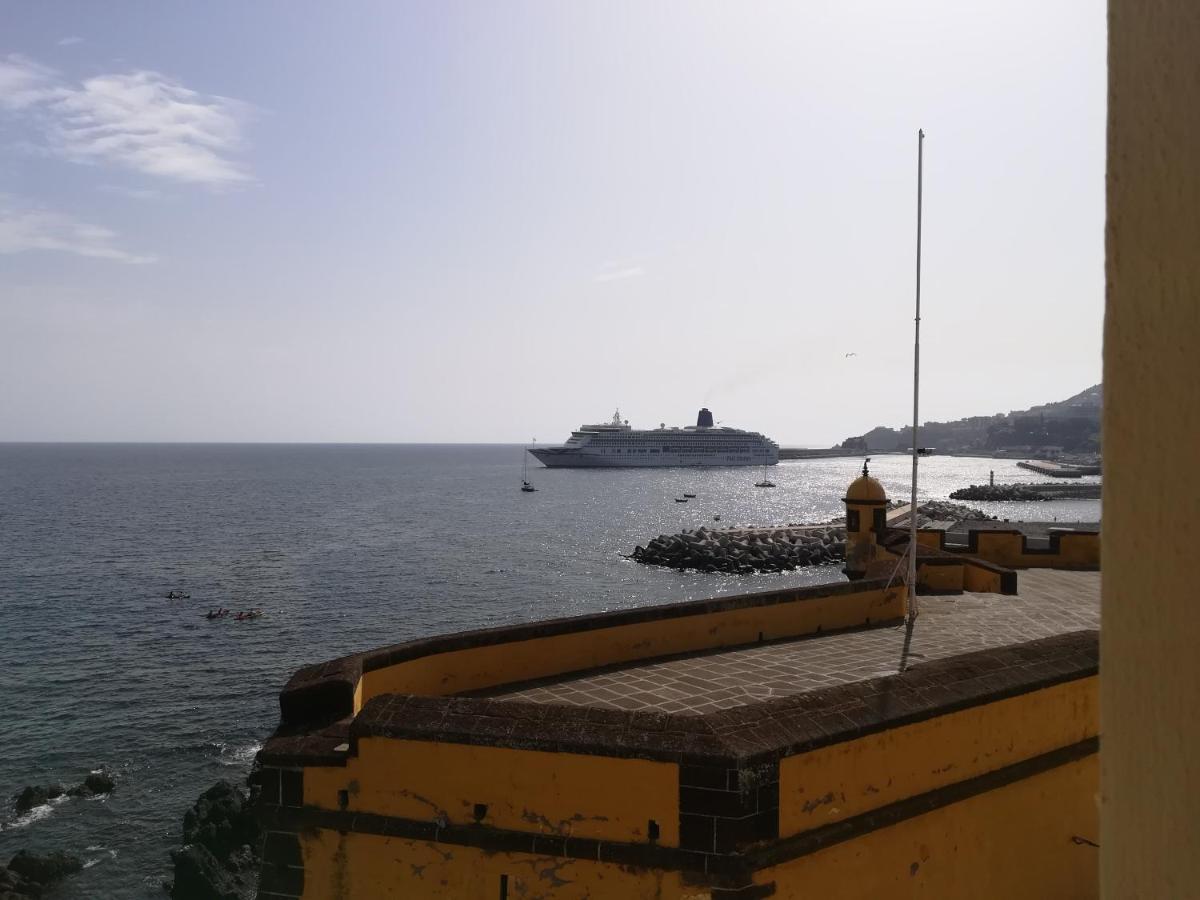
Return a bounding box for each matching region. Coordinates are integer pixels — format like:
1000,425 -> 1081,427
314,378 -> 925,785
0,794 -> 69,832
218,741 -> 262,767
83,848 -> 118,869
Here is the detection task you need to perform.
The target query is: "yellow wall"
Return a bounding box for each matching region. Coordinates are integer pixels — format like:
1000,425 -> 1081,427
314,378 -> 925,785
764,756 -> 1098,900
879,544 -> 1005,594
914,562 -> 963,593
970,531 -> 1098,570
305,738 -> 680,846
361,584 -> 904,703
962,562 -> 1002,593
1103,0 -> 1200,894
780,677 -> 1098,836
299,830 -> 701,900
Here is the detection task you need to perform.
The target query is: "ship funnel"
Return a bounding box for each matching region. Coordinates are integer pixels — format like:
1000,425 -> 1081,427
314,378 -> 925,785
697,408 -> 714,428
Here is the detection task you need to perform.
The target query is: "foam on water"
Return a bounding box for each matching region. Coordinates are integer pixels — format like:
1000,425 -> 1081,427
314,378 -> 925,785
0,796 -> 69,833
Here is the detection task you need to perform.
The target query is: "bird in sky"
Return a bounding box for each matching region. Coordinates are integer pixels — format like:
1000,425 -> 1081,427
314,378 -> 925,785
845,352 -> 857,358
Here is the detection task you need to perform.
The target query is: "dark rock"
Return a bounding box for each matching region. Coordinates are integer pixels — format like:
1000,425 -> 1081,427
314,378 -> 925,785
168,845 -> 250,900
12,784 -> 63,814
6,850 -> 82,888
67,770 -> 114,799
167,781 -> 260,900
181,781 -> 258,861
0,865 -> 36,899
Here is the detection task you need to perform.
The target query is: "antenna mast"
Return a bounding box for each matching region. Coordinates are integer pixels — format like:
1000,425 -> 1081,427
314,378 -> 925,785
907,129 -> 925,622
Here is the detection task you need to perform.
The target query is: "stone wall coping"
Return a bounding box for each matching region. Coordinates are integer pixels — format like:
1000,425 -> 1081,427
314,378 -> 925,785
277,576 -> 896,727
261,630 -> 1098,769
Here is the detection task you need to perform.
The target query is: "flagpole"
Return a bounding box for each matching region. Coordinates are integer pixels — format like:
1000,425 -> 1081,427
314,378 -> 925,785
902,130 -> 921,624
907,128 -> 925,622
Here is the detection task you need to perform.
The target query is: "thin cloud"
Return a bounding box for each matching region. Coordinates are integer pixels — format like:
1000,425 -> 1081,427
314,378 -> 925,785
57,37 -> 84,47
0,54 -> 62,110
97,183 -> 165,201
0,198 -> 155,264
594,263 -> 646,283
0,54 -> 252,186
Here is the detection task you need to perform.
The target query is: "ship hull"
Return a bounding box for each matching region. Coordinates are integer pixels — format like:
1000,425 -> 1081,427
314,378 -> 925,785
529,449 -> 779,468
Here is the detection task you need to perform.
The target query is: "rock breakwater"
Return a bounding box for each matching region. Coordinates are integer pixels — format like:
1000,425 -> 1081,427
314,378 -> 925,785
950,484 -> 1046,501
630,501 -> 994,575
631,525 -> 847,574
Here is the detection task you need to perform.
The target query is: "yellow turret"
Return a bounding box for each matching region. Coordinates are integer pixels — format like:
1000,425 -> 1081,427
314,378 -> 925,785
843,459 -> 888,579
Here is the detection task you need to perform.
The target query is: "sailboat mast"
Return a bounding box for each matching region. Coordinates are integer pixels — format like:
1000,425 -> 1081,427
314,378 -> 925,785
907,129 -> 925,621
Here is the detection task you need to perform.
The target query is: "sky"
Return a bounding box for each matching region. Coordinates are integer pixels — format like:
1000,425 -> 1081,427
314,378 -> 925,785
0,1 -> 1105,445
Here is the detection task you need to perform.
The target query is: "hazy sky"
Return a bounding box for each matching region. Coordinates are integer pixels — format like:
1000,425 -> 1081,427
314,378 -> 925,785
0,2 -> 1104,444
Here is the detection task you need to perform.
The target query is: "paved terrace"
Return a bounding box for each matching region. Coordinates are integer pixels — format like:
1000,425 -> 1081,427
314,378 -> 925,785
483,569 -> 1099,715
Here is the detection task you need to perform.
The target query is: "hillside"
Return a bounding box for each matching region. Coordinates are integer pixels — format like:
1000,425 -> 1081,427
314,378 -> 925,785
839,385 -> 1102,454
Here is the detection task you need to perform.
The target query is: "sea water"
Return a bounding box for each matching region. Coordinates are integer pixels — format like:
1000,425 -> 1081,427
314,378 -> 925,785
0,444 -> 1099,897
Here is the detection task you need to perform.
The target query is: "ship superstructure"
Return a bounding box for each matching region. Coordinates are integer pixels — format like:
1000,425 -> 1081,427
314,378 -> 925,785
528,408 -> 779,468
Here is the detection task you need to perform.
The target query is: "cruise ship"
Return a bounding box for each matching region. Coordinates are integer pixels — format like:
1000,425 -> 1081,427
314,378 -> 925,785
529,408 -> 780,468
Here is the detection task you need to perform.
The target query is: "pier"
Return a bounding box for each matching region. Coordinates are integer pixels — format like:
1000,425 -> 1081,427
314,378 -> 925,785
1017,459 -> 1101,478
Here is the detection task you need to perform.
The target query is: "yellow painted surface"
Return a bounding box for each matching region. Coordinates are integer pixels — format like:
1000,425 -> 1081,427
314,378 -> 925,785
1103,1 -> 1200,895
300,830 -> 705,900
962,562 -> 1001,593
914,562 -> 963,593
305,738 -> 680,846
765,755 -> 1098,899
880,545 -> 1003,595
780,677 -> 1097,835
362,585 -> 903,701
915,530 -> 942,549
971,531 -> 1099,570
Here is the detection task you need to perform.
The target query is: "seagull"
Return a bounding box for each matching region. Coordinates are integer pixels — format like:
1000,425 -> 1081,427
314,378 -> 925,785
845,352 -> 857,358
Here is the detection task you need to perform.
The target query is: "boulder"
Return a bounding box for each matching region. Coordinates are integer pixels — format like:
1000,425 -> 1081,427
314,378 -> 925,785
67,770 -> 114,799
5,850 -> 82,893
181,781 -> 258,862
168,782 -> 260,900
12,784 -> 63,814
168,845 -> 251,900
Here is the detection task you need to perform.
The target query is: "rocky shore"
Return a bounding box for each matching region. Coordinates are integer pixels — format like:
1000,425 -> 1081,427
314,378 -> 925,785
165,780 -> 260,900
3,771 -> 116,898
630,501 -> 992,574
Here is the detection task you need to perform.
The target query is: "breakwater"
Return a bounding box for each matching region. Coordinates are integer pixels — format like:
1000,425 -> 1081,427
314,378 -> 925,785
631,525 -> 848,573
1017,460 -> 1101,478
951,482 -> 1102,501
630,501 -> 991,574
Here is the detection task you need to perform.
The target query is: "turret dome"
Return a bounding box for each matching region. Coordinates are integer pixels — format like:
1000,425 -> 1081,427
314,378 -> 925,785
845,459 -> 887,503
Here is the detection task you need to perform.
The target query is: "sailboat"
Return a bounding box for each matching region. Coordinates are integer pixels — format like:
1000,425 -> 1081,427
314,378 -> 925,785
521,440 -> 537,493
754,461 -> 776,488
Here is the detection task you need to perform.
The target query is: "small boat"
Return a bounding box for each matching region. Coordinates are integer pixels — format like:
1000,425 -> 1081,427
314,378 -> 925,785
165,590 -> 190,600
754,463 -> 776,488
713,515 -> 722,521
683,493 -> 696,498
521,441 -> 538,493
675,498 -> 689,503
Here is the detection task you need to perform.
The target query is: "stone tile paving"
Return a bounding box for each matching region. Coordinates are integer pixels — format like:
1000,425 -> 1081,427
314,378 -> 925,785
486,570 -> 1100,715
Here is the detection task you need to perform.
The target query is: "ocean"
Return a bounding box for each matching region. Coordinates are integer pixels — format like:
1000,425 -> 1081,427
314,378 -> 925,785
0,444 -> 1101,897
